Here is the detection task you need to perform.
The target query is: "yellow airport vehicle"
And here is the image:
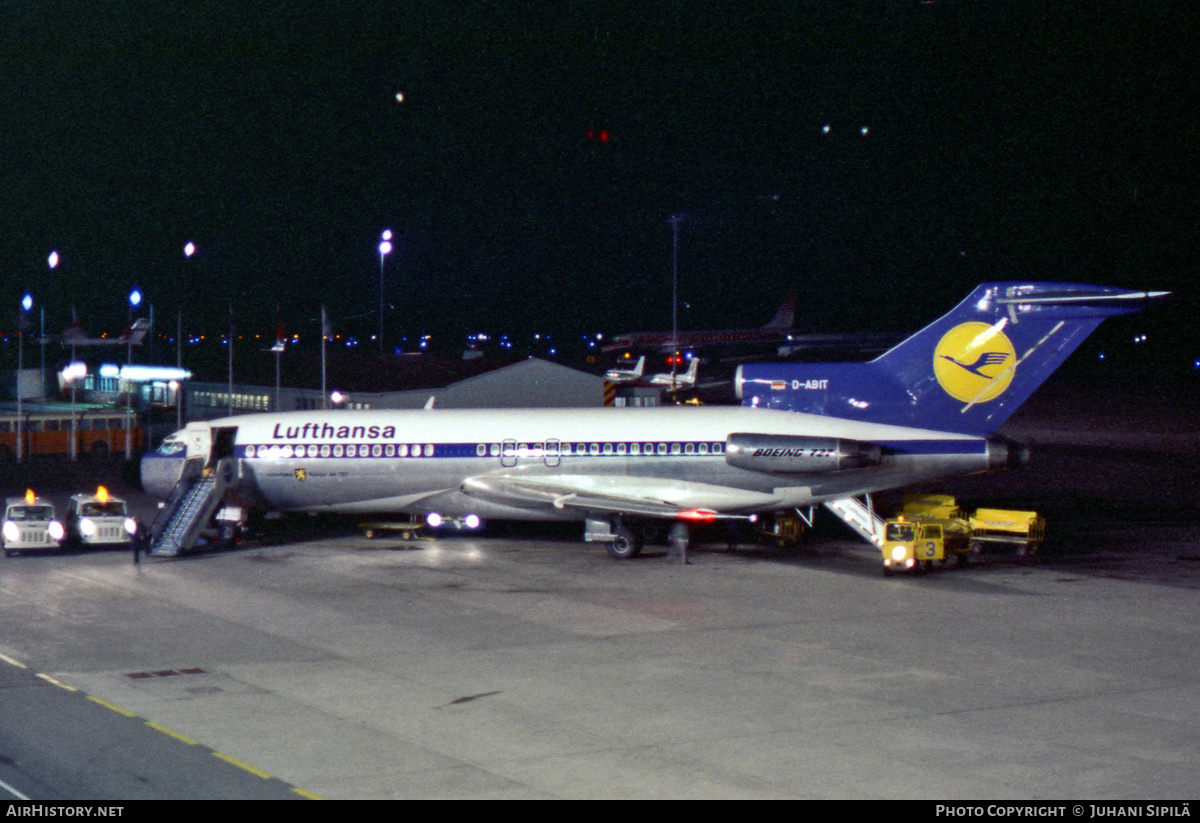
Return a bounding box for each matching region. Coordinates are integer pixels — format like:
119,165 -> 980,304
755,511 -> 807,547
896,493 -> 965,521
360,515 -> 426,540
2,490 -> 65,557
881,515 -> 971,575
969,508 -> 1045,556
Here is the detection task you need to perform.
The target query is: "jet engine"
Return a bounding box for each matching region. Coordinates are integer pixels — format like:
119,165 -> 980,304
725,433 -> 882,474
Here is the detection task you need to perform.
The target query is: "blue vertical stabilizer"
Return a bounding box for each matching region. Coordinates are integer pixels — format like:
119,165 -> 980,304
736,282 -> 1167,435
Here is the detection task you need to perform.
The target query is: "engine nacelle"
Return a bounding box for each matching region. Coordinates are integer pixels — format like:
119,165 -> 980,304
725,433 -> 882,474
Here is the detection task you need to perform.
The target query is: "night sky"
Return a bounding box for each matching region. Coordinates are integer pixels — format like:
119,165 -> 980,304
3,2 -> 1197,361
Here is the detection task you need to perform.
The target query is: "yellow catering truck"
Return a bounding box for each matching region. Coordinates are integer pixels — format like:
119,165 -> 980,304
969,509 -> 1045,556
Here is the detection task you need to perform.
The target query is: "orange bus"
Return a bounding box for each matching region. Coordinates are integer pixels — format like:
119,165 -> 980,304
0,410 -> 144,460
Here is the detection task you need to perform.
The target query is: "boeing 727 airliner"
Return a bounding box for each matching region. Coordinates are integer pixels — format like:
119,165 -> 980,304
141,282 -> 1165,558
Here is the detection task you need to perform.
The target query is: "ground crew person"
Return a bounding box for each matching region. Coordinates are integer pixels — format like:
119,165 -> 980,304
131,518 -> 146,565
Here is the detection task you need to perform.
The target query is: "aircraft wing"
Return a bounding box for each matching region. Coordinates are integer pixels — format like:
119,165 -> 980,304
461,473 -> 779,519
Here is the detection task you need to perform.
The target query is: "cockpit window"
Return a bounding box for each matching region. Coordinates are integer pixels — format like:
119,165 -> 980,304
158,438 -> 186,456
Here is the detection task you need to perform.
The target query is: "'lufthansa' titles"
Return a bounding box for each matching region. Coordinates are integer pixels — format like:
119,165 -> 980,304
272,423 -> 397,440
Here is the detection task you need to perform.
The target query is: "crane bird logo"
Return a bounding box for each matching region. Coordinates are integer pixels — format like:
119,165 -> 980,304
932,322 -> 1017,403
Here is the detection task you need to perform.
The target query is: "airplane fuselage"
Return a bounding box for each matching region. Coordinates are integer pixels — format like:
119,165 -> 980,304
142,406 -> 1010,525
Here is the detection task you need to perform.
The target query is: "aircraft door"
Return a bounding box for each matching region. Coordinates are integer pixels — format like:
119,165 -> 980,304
210,426 -> 238,469
544,439 -> 561,468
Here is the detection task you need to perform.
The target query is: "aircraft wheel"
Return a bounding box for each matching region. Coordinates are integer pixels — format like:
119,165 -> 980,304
362,528 -> 377,539
606,528 -> 643,560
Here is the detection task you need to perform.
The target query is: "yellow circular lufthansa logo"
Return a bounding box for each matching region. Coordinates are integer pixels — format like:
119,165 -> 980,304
933,322 -> 1016,403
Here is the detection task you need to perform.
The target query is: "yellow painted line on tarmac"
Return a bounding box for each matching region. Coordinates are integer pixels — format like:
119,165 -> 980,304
212,751 -> 273,780
146,720 -> 198,746
36,672 -> 78,691
87,695 -> 136,716
11,661 -> 320,799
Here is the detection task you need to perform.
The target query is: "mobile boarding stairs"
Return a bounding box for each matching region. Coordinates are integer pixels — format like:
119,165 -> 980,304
147,457 -> 236,556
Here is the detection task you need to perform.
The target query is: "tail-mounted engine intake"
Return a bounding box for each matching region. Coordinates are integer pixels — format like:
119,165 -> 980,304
725,433 -> 882,474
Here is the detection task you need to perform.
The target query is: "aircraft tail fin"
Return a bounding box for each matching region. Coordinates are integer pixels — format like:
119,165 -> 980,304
119,318 -> 151,345
682,356 -> 700,384
737,282 -> 1168,435
763,293 -> 797,329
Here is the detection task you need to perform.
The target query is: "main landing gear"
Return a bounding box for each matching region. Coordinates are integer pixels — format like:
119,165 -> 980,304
585,515 -> 644,559
584,515 -> 692,561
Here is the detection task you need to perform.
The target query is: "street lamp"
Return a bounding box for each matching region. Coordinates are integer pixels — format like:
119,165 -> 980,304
668,214 -> 682,394
48,251 -> 81,460
16,293 -> 32,462
379,229 -> 393,353
125,287 -> 142,459
178,242 -> 196,428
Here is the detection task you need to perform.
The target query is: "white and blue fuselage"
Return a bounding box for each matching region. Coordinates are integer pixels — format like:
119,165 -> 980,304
141,405 -> 1007,523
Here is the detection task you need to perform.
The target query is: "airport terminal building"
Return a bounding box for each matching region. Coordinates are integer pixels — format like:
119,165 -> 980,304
182,357 -> 623,420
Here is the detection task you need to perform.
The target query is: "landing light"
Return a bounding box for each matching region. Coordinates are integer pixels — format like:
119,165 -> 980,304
464,514 -> 481,530
426,512 -> 443,528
